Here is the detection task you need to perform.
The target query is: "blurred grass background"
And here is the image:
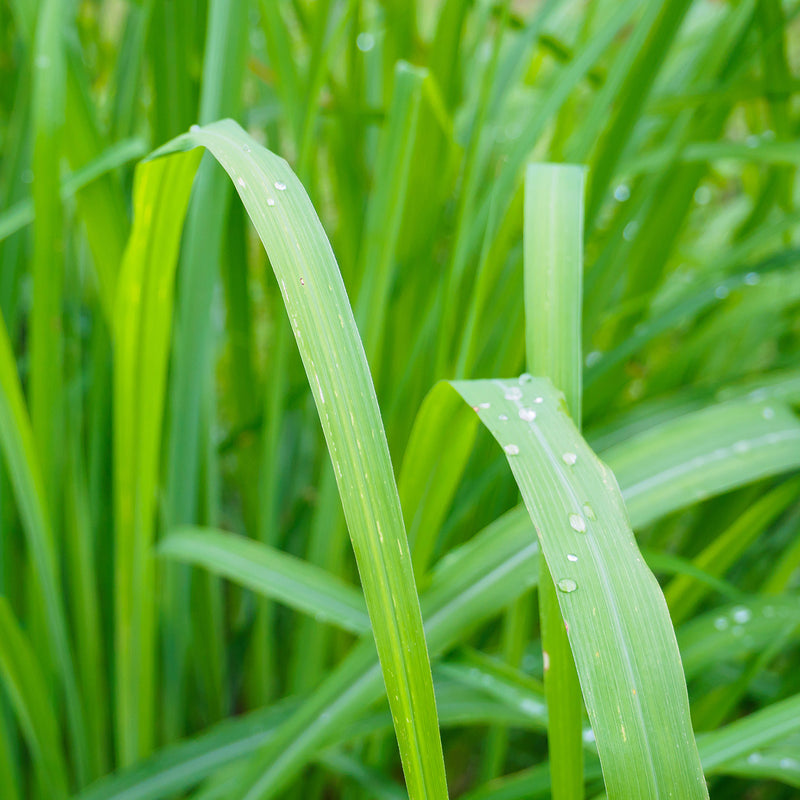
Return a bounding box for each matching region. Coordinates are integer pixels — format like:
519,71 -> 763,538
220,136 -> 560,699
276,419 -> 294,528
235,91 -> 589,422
1,0 -> 800,798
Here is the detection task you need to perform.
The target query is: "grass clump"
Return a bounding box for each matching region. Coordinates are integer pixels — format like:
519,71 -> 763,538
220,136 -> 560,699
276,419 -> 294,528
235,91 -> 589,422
1,1 -> 799,799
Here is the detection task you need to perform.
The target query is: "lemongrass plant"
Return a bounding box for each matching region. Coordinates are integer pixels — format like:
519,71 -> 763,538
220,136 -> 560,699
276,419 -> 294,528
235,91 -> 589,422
0,1 -> 799,800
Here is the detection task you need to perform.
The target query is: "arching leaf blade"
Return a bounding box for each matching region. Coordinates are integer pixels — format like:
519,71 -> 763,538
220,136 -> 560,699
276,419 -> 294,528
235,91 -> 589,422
451,377 -> 707,800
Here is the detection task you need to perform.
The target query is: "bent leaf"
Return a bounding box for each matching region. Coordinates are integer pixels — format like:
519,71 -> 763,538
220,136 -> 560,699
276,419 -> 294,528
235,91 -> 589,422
137,119 -> 446,800
451,376 -> 707,800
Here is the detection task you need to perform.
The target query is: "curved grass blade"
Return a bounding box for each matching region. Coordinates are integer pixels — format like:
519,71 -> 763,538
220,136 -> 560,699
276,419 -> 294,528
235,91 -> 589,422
604,397 -> 800,529
142,119 -> 447,800
678,596 -> 800,681
699,692 -> 800,774
451,377 -> 707,799
160,527 -> 369,635
0,137 -> 146,244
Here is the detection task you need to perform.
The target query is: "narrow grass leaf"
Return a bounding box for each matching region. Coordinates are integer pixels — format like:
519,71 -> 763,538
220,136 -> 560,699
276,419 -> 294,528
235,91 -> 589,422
0,598 -> 70,799
113,147 -> 203,765
160,527 -> 369,635
524,162 -> 586,799
143,119 -> 447,800
604,398 -> 800,528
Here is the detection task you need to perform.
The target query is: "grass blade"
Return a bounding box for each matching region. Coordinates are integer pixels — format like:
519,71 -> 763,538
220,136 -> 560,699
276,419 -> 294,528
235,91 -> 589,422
452,377 -> 707,799
141,119 -> 448,800
160,527 -> 369,635
0,598 -> 70,799
113,148 -> 203,765
524,162 -> 586,799
605,397 -> 800,528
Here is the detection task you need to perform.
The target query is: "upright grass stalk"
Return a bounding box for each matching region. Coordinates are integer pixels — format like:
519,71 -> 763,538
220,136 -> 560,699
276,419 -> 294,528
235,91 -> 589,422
524,163 -> 586,798
114,149 -> 203,766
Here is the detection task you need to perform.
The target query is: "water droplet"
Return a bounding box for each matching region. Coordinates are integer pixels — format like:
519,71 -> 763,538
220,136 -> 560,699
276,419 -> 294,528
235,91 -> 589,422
237,177 -> 246,188
477,402 -> 491,409
780,757 -> 796,769
714,617 -> 728,631
623,221 -> 639,241
744,271 -> 760,285
498,414 -> 508,421
569,514 -> 586,533
614,184 -> 630,202
519,408 -> 536,422
715,285 -> 729,299
543,650 -> 550,671
242,143 -> 251,152
274,181 -> 286,191
504,444 -> 520,456
762,406 -> 775,420
733,440 -> 750,454
505,387 -> 522,401
585,350 -> 602,367
748,752 -> 762,765
356,31 -> 375,52
562,452 -> 577,466
732,606 -> 751,624
190,124 -> 200,133
519,372 -> 533,383
567,553 -> 578,562
557,578 -> 577,593
582,728 -> 595,744
267,197 -> 276,206
694,185 -> 712,206
582,503 -> 596,520
534,396 -> 544,404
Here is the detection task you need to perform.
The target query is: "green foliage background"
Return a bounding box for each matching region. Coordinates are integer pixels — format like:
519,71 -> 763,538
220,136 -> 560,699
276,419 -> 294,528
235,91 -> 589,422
0,0 -> 799,798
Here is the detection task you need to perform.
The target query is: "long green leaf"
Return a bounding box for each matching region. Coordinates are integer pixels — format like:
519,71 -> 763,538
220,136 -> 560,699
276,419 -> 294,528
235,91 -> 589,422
451,377 -> 707,799
160,527 -> 369,635
139,119 -> 447,799
113,147 -> 203,765
524,162 -> 586,799
605,397 -> 800,528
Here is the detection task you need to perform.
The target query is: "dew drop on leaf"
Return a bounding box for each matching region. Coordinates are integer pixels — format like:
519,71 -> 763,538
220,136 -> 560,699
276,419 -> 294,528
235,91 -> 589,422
732,607 -> 752,624
557,578 -> 577,593
503,444 -> 520,456
569,513 -> 586,532
562,452 -> 577,465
